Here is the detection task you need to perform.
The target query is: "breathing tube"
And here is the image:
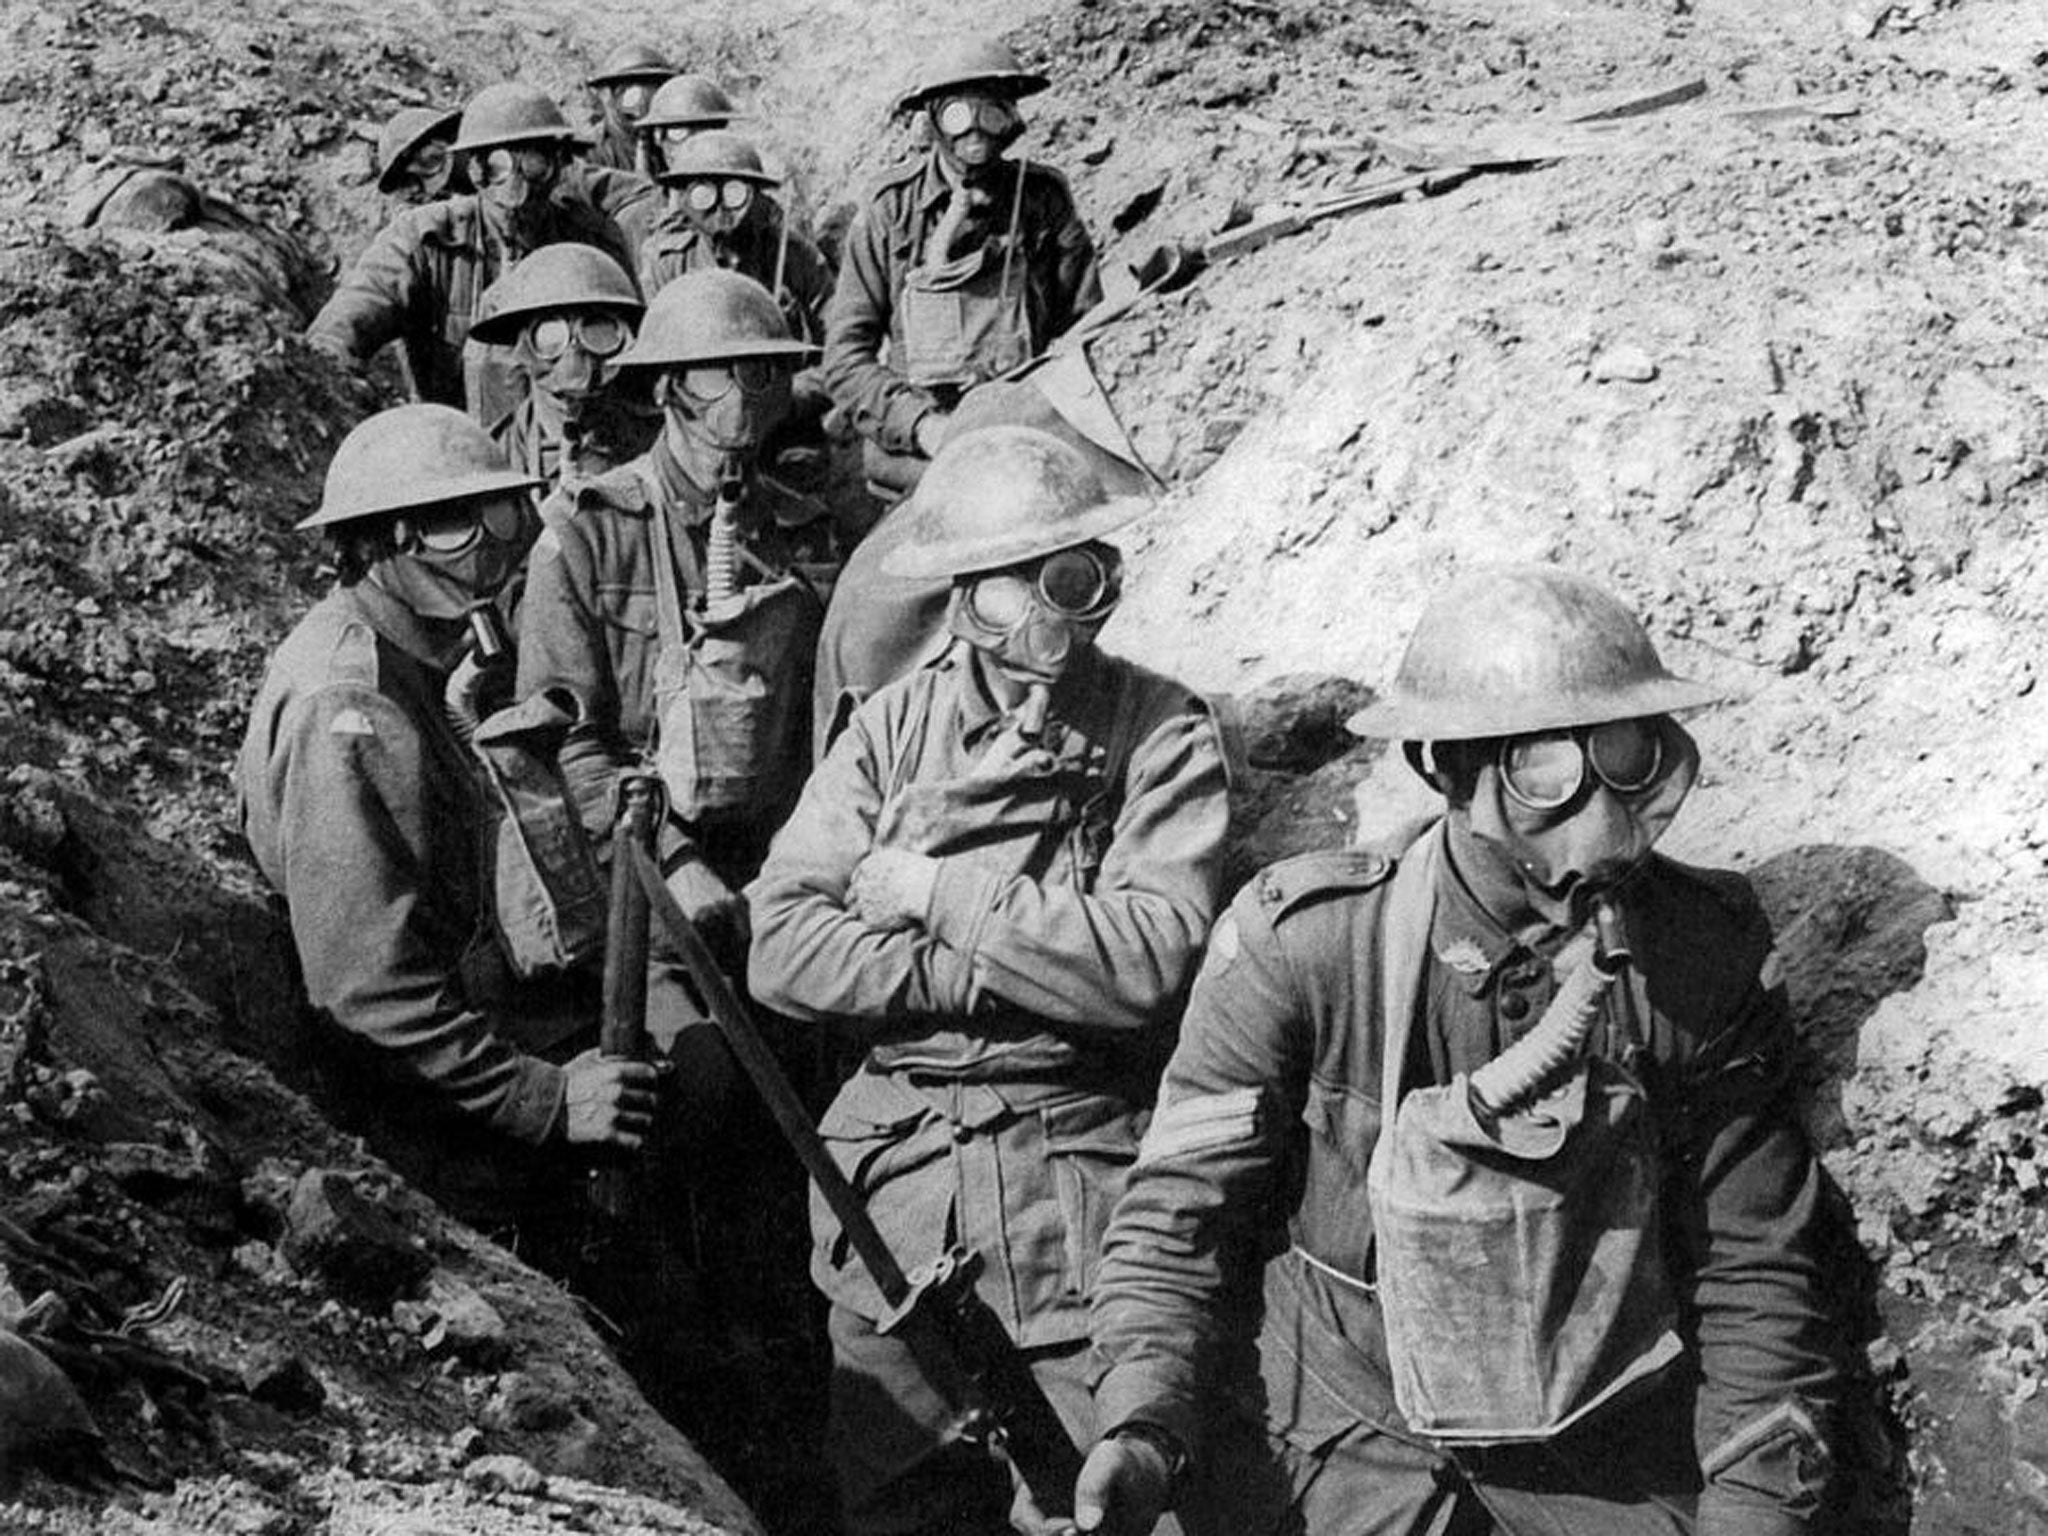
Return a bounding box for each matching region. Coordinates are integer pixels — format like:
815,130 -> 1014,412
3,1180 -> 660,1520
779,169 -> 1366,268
1467,899 -> 1631,1118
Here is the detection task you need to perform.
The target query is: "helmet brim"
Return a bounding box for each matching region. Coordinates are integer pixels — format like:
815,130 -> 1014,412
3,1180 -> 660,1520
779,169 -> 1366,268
652,166 -> 778,189
587,67 -> 678,89
612,337 -> 820,371
895,71 -> 1050,117
450,127 -> 592,156
467,297 -> 644,348
1344,675 -> 1735,742
295,467 -> 545,531
375,106 -> 464,194
880,494 -> 1147,580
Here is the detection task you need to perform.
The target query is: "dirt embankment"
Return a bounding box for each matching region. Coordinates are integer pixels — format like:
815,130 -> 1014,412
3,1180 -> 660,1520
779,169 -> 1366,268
1,0 -> 2045,1528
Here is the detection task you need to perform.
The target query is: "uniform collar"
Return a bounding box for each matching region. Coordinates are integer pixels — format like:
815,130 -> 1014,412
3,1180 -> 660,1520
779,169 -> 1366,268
1432,816 -> 1568,994
344,579 -> 467,671
915,149 -> 1014,215
950,643 -> 1108,753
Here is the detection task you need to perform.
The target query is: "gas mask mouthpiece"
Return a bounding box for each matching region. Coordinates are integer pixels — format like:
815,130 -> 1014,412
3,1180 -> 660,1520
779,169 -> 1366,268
946,545 -> 1121,685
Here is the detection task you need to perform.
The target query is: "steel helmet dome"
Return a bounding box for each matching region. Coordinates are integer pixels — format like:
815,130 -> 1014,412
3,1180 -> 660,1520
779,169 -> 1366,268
652,130 -> 778,188
1345,565 -> 1731,742
880,426 -> 1148,580
375,105 -> 462,194
612,269 -> 817,371
299,405 -> 543,531
893,38 -> 1050,117
467,244 -> 644,347
639,74 -> 740,133
451,83 -> 587,156
588,42 -> 678,89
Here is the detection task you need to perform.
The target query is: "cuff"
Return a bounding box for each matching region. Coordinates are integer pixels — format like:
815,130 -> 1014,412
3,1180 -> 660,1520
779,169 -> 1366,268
492,1057 -> 568,1147
881,391 -> 940,456
1093,1363 -> 1200,1464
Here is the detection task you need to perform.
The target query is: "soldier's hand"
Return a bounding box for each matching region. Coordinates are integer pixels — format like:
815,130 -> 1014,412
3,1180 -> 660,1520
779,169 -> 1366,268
847,849 -> 940,932
561,1049 -> 660,1149
665,855 -> 750,953
1072,1431 -> 1177,1536
914,409 -> 953,459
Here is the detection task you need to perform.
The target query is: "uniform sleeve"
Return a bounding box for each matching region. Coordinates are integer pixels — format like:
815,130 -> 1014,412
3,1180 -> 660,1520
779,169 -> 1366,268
820,197 -> 939,455
746,703 -> 974,1021
513,520 -> 635,839
305,214 -> 425,367
276,683 -> 563,1144
1090,886 -> 1310,1453
1040,179 -> 1103,340
1677,963 -> 1843,1532
922,704 -> 1228,1031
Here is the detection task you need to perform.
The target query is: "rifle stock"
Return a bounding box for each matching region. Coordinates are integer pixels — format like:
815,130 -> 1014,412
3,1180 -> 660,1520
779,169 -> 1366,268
624,841 -> 1085,1516
590,773 -> 661,1220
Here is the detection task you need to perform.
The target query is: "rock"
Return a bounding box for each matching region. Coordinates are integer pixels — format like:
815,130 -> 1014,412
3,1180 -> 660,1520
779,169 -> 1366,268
1631,218 -> 1674,253
447,1425 -> 486,1463
481,1369 -> 579,1434
239,1344 -> 325,1413
1230,674 -> 1379,772
398,1271 -> 509,1366
279,1169 -> 430,1313
463,1452 -> 547,1497
1590,345 -> 1659,383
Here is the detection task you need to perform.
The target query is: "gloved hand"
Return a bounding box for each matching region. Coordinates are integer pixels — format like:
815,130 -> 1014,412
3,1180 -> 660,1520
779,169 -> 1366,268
847,848 -> 940,932
665,854 -> 751,955
1072,1430 -> 1178,1535
560,1048 -> 660,1149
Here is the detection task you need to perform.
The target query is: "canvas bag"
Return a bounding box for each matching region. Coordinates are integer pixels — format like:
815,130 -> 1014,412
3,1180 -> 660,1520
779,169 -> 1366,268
1364,825 -> 1684,1443
645,482 -> 819,822
470,688 -> 609,979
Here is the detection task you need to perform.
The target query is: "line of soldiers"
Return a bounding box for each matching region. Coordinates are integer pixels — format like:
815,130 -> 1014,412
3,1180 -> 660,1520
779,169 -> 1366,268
241,30 -> 1849,1536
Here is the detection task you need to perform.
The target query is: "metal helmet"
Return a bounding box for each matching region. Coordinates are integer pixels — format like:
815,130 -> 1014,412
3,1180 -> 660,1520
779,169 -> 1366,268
467,244 -> 644,347
881,426 -> 1148,580
298,404 -> 543,531
639,74 -> 740,133
613,269 -> 818,371
1345,565 -> 1729,742
374,105 -> 461,194
588,41 -> 678,89
893,38 -> 1050,117
450,83 -> 587,156
653,130 -> 777,188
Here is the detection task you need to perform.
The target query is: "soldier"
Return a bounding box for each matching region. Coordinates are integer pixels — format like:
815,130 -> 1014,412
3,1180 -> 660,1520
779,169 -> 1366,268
515,268 -> 837,962
823,38 -> 1102,502
237,405 -> 657,1233
375,104 -> 462,207
635,74 -> 740,183
1080,566 -> 1844,1536
747,425 -> 1229,1536
307,83 -> 638,418
585,42 -> 677,175
467,243 -> 656,494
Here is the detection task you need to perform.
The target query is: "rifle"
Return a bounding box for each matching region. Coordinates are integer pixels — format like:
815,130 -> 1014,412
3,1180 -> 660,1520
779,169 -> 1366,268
624,839 -> 1086,1519
588,771 -> 662,1223
1202,165 -> 1475,262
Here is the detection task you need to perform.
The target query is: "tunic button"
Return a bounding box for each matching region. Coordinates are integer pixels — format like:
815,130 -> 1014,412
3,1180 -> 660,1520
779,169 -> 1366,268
950,1122 -> 973,1143
1499,990 -> 1531,1022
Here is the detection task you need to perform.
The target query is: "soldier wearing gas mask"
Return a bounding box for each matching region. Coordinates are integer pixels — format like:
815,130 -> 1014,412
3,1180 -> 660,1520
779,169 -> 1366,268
516,268 -> 837,972
822,39 -> 1102,502
309,83 -> 641,421
1081,566 -> 1843,1536
468,243 -> 656,496
237,405 -> 657,1234
374,105 -> 463,209
585,42 -> 677,175
747,426 -> 1228,1536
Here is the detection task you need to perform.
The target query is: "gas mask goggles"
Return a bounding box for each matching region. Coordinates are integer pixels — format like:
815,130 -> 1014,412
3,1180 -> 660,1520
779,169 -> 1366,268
475,146 -> 559,212
658,357 -> 788,455
948,543 -> 1121,682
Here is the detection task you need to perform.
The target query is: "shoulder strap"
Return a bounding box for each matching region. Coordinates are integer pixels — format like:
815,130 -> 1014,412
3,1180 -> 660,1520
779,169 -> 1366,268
644,468 -> 700,655
1374,822 -> 1445,1160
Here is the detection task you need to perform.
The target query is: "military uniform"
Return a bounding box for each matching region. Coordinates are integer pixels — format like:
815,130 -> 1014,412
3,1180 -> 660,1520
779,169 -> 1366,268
238,582 -> 582,1223
822,153 -> 1101,462
514,442 -> 835,873
306,193 -> 636,414
637,205 -> 831,338
1090,820 -> 1843,1536
492,390 -> 658,502
746,642 -> 1228,1535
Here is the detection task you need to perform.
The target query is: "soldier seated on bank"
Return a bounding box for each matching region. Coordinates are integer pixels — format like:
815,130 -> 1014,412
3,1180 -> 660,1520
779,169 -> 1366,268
236,405 -> 655,1242
468,243 -> 657,497
823,37 -> 1102,504
1079,566 -> 1845,1536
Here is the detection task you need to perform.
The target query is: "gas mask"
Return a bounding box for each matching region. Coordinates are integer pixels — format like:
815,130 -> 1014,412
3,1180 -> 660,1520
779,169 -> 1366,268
658,358 -> 791,459
947,543 -> 1121,686
671,176 -> 756,242
608,81 -> 656,129
1423,715 -> 1698,927
374,494 -> 535,621
474,146 -> 561,237
517,310 -> 633,432
929,93 -> 1021,179
396,139 -> 456,204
